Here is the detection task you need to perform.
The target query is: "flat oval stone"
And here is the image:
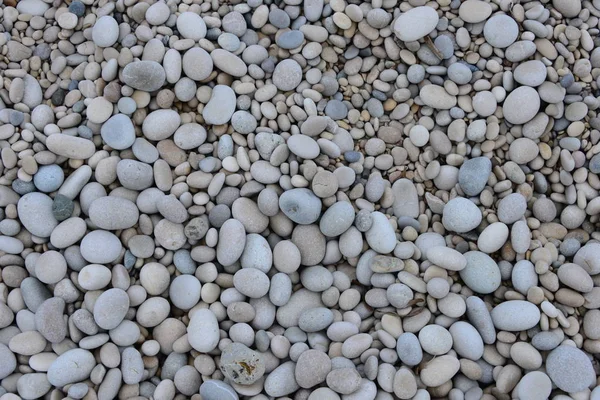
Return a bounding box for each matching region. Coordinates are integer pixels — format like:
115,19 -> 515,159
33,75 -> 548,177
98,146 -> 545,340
287,134 -> 320,159
93,288 -> 130,330
122,61 -> 166,92
460,251 -> 501,294
89,196 -> 140,230
484,14 -> 519,48
177,12 -> 207,40
211,49 -> 247,77
458,157 -> 491,196
142,109 -> 181,141
220,343 -> 265,385
365,211 -> 397,254
92,16 -> 119,47
80,230 -> 122,264
427,246 -> 466,271
459,0 -> 492,23
46,134 -> 95,159
277,30 -> 304,49
419,355 -> 460,387
574,242 -> 600,274
272,59 -> 303,91
396,332 -> 423,366
182,48 -> 213,81
514,60 -> 547,87
200,380 -> 238,400
491,300 -> 541,331
442,197 -> 482,233
546,345 -> 595,393
101,114 -> 136,150
393,6 -> 439,42
419,85 -> 457,109
216,219 -> 246,266
18,192 -> 58,238
0,343 -> 16,379
392,178 -> 419,218
319,201 -> 355,237
279,188 -> 322,224
188,309 -> 220,353
47,349 -> 96,387
203,85 -> 236,125
35,297 -> 66,343
503,86 -> 540,125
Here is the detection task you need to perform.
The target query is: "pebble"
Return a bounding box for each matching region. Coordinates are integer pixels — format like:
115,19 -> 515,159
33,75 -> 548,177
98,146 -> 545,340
203,85 -> 236,125
187,309 -> 220,353
442,197 -> 482,233
47,349 -> 96,387
459,0 -> 492,23
101,114 -> 136,150
458,157 -> 491,196
122,61 -> 166,92
491,300 -> 541,331
200,381 -> 239,400
18,193 -> 58,238
483,14 -> 519,48
503,87 -> 541,125
2,0 -> 600,398
177,12 -> 207,40
92,16 -> 119,47
272,60 -> 303,91
220,343 -> 265,384
393,6 -> 439,42
93,288 -> 129,330
279,188 -> 322,224
546,345 -> 595,392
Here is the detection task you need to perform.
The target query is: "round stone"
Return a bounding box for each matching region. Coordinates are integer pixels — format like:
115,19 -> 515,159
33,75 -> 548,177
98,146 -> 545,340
92,16 -> 119,47
442,197 -> 482,233
122,61 -> 166,92
484,14 -> 519,48
546,345 -> 595,392
460,251 -> 501,294
101,114 -> 136,150
34,165 -> 64,193
393,6 -> 439,42
272,59 -> 303,91
503,86 -> 541,125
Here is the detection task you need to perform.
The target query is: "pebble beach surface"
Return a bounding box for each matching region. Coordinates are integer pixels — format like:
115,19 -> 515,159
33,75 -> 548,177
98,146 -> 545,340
0,0 -> 600,399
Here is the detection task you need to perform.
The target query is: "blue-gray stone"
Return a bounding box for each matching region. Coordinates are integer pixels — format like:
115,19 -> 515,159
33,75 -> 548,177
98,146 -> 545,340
560,73 -> 575,88
458,157 -> 492,196
34,165 -> 64,193
590,153 -> 600,174
33,44 -> 50,60
52,194 -> 74,222
9,111 -> 24,126
434,35 -> 454,59
78,125 -> 93,139
559,237 -> 580,257
344,151 -> 361,163
68,1 -> 85,17
72,101 -> 85,113
124,250 -> 136,269
200,381 -> 239,400
269,9 -> 290,28
276,30 -> 304,49
174,250 -> 196,274
450,107 -> 465,119
366,98 -> 384,118
12,179 -> 36,195
68,80 -> 79,91
325,100 -> 348,120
